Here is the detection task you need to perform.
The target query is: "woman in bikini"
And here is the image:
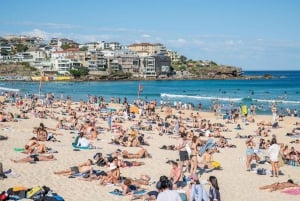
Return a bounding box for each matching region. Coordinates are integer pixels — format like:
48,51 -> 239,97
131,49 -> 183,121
259,179 -> 299,192
122,148 -> 151,159
245,135 -> 255,171
190,136 -> 199,174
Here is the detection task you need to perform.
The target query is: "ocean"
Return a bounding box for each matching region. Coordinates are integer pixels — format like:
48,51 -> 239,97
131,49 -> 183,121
1,71 -> 299,115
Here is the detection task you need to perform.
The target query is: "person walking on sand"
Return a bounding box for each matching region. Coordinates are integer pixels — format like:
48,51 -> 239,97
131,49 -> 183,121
268,137 -> 280,177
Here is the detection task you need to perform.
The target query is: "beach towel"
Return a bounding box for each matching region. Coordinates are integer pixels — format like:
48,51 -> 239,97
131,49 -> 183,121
282,187 -> 300,195
199,139 -> 216,156
109,189 -> 146,196
71,143 -> 92,150
14,147 -> 25,152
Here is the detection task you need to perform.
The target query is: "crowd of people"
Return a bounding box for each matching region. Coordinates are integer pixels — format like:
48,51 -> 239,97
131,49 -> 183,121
1,91 -> 300,201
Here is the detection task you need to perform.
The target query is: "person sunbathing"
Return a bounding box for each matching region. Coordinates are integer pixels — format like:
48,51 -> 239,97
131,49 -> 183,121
259,179 -> 299,192
122,148 -> 151,159
54,159 -> 93,176
98,163 -> 121,185
116,159 -> 145,168
11,154 -> 56,163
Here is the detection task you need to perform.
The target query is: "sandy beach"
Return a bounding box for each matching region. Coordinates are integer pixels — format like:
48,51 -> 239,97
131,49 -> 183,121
0,99 -> 300,201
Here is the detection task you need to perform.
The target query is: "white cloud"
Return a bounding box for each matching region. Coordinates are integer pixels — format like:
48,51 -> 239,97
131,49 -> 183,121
4,21 -> 80,29
141,34 -> 151,38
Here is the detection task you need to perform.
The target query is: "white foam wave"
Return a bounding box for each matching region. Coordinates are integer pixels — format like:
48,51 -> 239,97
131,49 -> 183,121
160,93 -> 242,102
255,99 -> 300,104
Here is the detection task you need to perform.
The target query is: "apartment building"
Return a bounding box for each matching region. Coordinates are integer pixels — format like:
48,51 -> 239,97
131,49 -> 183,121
143,54 -> 171,78
128,43 -> 167,57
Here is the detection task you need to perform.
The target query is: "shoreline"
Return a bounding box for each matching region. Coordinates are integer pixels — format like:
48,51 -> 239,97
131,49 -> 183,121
0,75 -> 273,82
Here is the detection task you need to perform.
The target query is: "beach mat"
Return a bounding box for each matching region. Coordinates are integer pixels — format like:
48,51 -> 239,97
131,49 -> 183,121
282,187 -> 300,195
72,143 -> 92,150
14,147 -> 25,152
109,189 -> 146,196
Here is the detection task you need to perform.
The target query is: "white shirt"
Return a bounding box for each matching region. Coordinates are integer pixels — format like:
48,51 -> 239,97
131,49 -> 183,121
268,143 -> 280,162
77,137 -> 90,147
157,190 -> 182,201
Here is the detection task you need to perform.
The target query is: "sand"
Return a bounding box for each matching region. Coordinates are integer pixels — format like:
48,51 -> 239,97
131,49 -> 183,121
0,100 -> 300,201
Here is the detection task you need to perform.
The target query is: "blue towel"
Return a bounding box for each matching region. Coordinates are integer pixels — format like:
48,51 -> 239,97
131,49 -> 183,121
109,189 -> 146,196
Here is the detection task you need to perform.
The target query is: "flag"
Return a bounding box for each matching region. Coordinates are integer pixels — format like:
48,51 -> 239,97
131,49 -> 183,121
138,84 -> 143,96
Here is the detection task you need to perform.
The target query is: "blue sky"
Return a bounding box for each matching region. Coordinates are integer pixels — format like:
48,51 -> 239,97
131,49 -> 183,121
1,0 -> 299,70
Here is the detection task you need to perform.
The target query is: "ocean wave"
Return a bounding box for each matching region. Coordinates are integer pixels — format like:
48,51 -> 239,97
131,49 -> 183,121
254,99 -> 300,104
160,93 -> 242,102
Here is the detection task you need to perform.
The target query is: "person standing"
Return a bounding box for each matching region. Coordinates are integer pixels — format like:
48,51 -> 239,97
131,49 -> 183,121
268,138 -> 280,177
156,175 -> 182,201
176,133 -> 189,173
190,174 -> 209,201
0,162 -> 7,179
208,176 -> 221,201
107,113 -> 112,131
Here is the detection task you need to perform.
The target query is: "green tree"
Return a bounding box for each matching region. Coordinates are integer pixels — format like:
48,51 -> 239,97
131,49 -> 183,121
69,67 -> 89,78
15,44 -> 28,52
180,55 -> 187,64
61,44 -> 71,50
79,46 -> 88,51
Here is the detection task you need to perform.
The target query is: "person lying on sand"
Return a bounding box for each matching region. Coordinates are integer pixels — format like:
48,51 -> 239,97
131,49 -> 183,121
98,163 -> 121,185
54,159 -> 93,176
259,179 -> 299,192
116,158 -> 145,168
11,154 -> 56,163
122,148 -> 152,159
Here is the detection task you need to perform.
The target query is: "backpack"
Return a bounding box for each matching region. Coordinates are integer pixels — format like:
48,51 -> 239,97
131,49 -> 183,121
6,186 -> 28,200
26,186 -> 45,199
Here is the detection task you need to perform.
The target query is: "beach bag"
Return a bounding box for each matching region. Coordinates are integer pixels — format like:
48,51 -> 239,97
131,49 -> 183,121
6,186 -> 28,200
211,161 -> 221,168
26,186 -> 45,199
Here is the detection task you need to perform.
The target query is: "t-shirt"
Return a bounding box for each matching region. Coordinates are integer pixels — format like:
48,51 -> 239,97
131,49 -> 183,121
268,144 -> 280,162
157,190 -> 182,201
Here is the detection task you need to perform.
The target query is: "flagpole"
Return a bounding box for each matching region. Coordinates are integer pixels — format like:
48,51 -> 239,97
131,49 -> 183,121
138,83 -> 140,100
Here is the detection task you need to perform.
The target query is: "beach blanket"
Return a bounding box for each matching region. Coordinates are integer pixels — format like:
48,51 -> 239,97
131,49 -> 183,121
109,189 -> 146,196
199,138 -> 216,155
14,147 -> 25,152
72,143 -> 92,150
282,187 -> 300,195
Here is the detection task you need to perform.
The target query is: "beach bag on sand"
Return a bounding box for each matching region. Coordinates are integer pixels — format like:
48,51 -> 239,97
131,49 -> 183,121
211,161 -> 221,169
26,186 -> 45,199
6,186 -> 28,200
